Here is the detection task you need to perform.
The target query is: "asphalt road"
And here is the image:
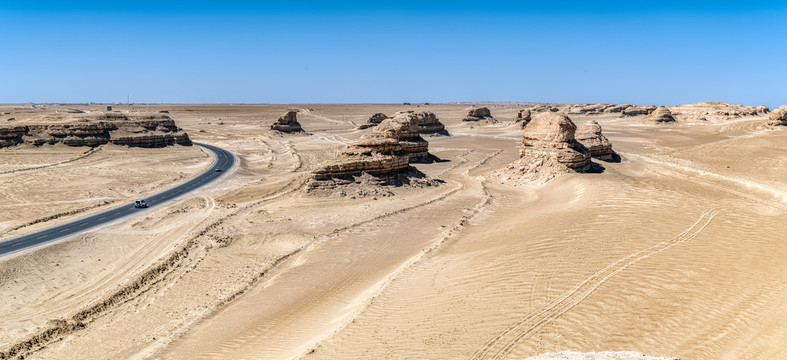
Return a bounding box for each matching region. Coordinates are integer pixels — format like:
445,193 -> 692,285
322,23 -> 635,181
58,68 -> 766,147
0,142 -> 234,257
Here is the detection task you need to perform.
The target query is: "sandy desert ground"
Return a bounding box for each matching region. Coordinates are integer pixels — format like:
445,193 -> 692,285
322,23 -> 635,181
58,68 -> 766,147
0,103 -> 785,360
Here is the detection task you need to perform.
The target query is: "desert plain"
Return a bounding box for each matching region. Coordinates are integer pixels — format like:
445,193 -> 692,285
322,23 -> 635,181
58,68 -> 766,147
0,102 -> 786,360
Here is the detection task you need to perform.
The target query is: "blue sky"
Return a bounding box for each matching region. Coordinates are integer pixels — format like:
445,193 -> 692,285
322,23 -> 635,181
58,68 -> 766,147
2,1 -> 786,106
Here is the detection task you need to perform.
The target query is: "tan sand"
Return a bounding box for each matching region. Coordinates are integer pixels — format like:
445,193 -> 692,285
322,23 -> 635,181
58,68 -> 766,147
0,103 -> 785,360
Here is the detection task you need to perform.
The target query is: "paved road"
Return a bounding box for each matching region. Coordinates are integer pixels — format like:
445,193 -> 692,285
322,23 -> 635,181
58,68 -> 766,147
0,142 -> 234,257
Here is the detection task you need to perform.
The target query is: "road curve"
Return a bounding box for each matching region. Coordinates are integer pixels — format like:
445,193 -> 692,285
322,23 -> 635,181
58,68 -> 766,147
0,142 -> 235,257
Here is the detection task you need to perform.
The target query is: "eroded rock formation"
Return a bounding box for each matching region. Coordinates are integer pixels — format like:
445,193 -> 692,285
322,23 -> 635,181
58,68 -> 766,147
393,110 -> 448,135
576,120 -> 615,161
767,105 -> 787,126
463,107 -> 497,123
642,106 -> 676,124
358,113 -> 390,129
270,110 -> 304,133
309,118 -> 434,195
389,112 -> 430,162
495,113 -> 591,184
0,113 -> 191,148
622,105 -> 657,116
515,109 -> 532,127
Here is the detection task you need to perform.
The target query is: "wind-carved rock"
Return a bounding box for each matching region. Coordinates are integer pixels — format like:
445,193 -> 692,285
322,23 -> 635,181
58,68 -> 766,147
463,107 -> 497,123
270,110 -> 304,133
515,109 -> 532,127
0,113 -> 191,148
393,110 -> 448,136
389,112 -> 431,162
494,113 -> 592,185
642,106 -> 676,124
576,120 -> 615,161
767,105 -> 787,126
309,118 -> 435,195
622,105 -> 657,116
358,113 -> 390,129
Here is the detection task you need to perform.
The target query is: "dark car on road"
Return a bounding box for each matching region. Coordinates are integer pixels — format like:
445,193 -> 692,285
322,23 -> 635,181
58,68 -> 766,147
134,200 -> 148,208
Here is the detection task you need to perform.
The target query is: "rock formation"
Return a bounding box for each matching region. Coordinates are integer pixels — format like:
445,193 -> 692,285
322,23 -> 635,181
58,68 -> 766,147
495,113 -> 591,184
576,120 -> 615,161
669,102 -> 771,122
463,107 -> 497,123
515,109 -> 532,127
358,113 -> 390,129
388,112 -> 430,162
393,110 -> 448,135
622,105 -> 657,116
270,110 -> 304,133
0,113 -> 191,148
642,106 -> 676,124
309,118 -> 434,195
766,105 -> 787,126
524,351 -> 678,360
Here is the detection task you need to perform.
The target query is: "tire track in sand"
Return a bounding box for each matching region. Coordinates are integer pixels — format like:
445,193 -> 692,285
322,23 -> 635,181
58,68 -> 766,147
470,209 -> 722,360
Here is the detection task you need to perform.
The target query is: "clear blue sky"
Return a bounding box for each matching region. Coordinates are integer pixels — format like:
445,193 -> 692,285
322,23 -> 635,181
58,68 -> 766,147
2,1 -> 786,106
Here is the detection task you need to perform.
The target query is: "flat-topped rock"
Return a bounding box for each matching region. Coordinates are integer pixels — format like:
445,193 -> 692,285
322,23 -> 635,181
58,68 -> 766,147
270,109 -> 304,133
576,120 -> 615,161
309,118 -> 435,196
0,112 -> 191,148
463,107 -> 497,123
642,106 -> 676,124
393,110 -> 448,136
767,105 -> 787,126
622,105 -> 657,116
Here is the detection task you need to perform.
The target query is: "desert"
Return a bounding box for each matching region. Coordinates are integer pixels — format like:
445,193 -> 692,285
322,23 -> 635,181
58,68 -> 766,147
0,101 -> 786,360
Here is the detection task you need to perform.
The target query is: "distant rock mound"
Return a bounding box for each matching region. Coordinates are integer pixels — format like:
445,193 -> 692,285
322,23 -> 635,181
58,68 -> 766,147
494,113 -> 592,185
576,120 -> 615,161
622,105 -> 657,116
766,105 -> 787,126
394,110 -> 448,136
642,106 -> 676,124
358,112 -> 390,129
523,351 -> 678,360
463,107 -> 497,123
515,109 -> 532,127
671,102 -> 770,122
0,112 -> 191,148
309,118 -> 436,196
270,109 -> 304,133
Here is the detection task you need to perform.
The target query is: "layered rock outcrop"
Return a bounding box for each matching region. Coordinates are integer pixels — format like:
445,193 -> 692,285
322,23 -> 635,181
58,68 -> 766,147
270,110 -> 304,133
463,107 -> 497,122
766,105 -> 787,126
495,113 -> 591,184
515,109 -> 532,127
0,113 -> 191,148
393,110 -> 448,135
576,120 -> 615,161
388,112 -> 430,162
642,106 -> 676,124
309,118 -> 434,194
